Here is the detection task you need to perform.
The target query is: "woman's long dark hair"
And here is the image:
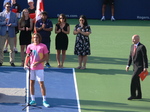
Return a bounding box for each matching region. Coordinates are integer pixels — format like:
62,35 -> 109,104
79,15 -> 88,27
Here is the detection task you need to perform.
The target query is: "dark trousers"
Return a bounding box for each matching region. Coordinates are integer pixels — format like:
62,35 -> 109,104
130,68 -> 142,98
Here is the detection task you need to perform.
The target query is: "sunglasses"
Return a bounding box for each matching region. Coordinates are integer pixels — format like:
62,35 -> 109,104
60,18 -> 64,19
79,20 -> 84,21
6,6 -> 11,8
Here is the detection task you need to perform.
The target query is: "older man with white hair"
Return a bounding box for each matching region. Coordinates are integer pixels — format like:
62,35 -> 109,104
126,35 -> 148,100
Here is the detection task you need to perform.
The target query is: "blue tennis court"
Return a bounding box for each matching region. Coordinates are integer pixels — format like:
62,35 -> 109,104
0,67 -> 80,112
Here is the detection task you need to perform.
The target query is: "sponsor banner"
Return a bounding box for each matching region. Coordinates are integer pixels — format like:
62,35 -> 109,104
1,0 -> 150,20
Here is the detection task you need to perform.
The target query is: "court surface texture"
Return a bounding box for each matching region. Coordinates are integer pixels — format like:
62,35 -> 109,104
0,67 -> 80,112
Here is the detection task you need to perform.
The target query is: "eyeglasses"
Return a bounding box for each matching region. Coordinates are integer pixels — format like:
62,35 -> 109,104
60,18 -> 64,19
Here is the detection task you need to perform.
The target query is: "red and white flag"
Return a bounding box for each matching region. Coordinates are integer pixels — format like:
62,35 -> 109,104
35,0 -> 44,22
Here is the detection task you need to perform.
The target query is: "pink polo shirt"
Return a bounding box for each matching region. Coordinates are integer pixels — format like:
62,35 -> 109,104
26,43 -> 49,70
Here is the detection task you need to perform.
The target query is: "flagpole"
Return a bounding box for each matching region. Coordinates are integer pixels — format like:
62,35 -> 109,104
34,0 -> 44,33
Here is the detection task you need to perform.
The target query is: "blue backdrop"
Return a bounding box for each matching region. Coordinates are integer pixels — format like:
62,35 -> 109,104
1,0 -> 150,20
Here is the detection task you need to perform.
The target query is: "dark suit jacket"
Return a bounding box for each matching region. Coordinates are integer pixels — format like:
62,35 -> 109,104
127,42 -> 148,73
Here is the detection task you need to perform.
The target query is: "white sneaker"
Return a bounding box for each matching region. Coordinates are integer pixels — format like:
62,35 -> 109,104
14,47 -> 18,53
111,16 -> 115,21
43,101 -> 50,108
101,16 -> 105,21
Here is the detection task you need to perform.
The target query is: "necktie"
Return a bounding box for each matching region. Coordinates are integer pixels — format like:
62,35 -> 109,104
132,45 -> 137,56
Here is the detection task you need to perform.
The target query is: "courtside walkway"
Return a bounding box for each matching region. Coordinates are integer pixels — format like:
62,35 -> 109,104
0,67 -> 81,112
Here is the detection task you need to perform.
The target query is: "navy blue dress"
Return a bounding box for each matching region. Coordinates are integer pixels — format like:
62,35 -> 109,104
74,24 -> 91,56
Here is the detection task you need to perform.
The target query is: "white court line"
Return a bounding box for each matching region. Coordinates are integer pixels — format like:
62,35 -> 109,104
26,106 -> 29,112
73,68 -> 81,112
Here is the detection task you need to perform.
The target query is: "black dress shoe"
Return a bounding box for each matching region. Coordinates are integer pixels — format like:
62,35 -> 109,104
0,63 -> 2,66
135,97 -> 142,99
128,96 -> 136,100
10,63 -> 15,67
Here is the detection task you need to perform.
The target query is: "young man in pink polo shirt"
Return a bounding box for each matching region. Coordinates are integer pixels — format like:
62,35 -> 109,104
24,33 -> 50,107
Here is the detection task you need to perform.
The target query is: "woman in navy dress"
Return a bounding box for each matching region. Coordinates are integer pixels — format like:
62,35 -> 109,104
73,15 -> 91,69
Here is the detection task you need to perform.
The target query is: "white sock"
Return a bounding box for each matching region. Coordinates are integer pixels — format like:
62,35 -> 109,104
42,96 -> 46,102
31,95 -> 35,101
4,47 -> 8,50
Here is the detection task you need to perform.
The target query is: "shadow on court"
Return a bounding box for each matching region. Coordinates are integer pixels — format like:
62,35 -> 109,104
79,99 -> 150,112
3,53 -> 135,76
3,53 -> 129,65
75,68 -> 133,75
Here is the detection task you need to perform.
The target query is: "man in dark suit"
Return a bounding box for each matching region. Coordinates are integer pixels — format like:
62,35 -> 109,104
126,35 -> 148,100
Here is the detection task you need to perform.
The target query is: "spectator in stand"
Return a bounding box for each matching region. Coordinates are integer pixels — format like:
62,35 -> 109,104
35,11 -> 53,68
55,14 -> 70,68
0,2 -> 17,67
28,0 -> 36,14
28,0 -> 36,20
101,0 -> 115,21
28,0 -> 36,31
18,8 -> 33,66
3,0 -> 21,53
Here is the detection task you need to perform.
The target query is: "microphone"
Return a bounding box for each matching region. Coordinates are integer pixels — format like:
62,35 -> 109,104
29,50 -> 32,55
27,50 -> 32,57
24,50 -> 32,70
30,50 -> 32,53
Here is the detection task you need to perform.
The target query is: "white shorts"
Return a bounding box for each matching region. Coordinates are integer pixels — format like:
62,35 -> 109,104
27,69 -> 44,81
